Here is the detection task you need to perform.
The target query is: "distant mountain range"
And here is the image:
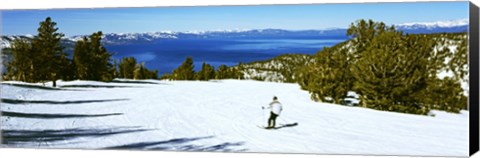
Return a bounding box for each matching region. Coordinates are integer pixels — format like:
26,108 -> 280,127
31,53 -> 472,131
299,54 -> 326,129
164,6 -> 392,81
79,29 -> 349,45
395,18 -> 468,34
1,19 -> 468,48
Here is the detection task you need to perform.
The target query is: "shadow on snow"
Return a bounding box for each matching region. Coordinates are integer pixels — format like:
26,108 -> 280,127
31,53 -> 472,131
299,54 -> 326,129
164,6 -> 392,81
0,98 -> 129,105
59,85 -> 136,88
1,126 -> 151,145
1,111 -> 122,119
108,80 -> 162,85
105,136 -> 246,152
1,83 -> 73,91
272,123 -> 299,130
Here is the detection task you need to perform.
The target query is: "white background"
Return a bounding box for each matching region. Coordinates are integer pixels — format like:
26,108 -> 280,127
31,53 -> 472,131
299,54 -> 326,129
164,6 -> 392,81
0,0 -> 478,158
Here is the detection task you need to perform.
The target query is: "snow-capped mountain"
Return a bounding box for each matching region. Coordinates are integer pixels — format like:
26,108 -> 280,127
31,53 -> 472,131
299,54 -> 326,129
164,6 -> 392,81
94,28 -> 347,45
74,32 -> 179,45
1,19 -> 469,48
1,36 -> 34,48
86,19 -> 467,45
0,28 -> 347,48
396,19 -> 468,33
398,19 -> 468,29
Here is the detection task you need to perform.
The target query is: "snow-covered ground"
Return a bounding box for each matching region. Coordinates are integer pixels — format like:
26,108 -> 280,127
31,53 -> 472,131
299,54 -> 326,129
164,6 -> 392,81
0,79 -> 468,156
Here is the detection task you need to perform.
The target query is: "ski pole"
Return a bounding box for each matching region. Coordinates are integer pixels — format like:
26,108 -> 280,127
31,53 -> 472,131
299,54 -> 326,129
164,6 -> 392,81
261,106 -> 265,125
278,116 -> 289,124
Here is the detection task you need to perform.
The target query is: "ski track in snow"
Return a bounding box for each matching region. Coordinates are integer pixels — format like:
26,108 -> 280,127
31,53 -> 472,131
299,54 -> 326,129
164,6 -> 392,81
0,79 -> 468,156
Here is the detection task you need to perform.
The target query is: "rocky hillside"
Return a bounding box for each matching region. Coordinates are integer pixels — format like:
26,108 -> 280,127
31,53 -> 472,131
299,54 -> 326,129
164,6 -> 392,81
238,54 -> 313,83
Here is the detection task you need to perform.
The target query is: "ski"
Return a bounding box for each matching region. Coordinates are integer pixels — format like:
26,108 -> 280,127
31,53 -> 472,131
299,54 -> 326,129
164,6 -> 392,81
257,125 -> 275,130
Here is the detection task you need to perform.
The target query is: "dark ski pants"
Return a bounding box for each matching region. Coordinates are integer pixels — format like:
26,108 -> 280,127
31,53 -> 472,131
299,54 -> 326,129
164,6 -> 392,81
268,112 -> 278,128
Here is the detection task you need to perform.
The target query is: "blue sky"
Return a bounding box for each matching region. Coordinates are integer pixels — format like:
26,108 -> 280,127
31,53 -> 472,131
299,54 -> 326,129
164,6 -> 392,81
2,1 -> 469,36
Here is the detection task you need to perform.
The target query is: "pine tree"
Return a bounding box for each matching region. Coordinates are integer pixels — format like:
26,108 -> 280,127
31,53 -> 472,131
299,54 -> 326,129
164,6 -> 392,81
7,39 -> 35,82
90,31 -> 113,81
427,43 -> 450,77
216,64 -> 229,79
347,19 -> 388,54
417,34 -> 468,113
449,38 -> 468,81
419,77 -> 467,113
196,62 -> 215,80
118,57 -> 137,79
133,63 -> 143,80
73,37 -> 90,80
72,31 -> 113,81
160,73 -> 171,80
294,20 -> 467,115
351,29 -> 433,114
150,69 -> 159,79
59,56 -> 75,81
112,59 -> 118,79
5,17 -> 72,85
235,62 -> 245,80
295,65 -> 315,91
32,17 -> 68,87
134,62 -> 157,80
299,46 -> 353,104
172,57 -> 195,80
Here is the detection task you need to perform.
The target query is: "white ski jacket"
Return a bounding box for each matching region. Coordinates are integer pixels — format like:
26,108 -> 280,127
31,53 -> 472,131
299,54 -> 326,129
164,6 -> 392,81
266,101 -> 283,115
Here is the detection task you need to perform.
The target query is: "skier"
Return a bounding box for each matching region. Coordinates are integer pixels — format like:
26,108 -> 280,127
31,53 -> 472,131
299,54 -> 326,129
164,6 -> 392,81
262,96 -> 283,129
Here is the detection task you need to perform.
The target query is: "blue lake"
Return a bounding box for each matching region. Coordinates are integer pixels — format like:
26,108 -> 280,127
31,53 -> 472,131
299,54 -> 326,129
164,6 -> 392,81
105,38 -> 347,74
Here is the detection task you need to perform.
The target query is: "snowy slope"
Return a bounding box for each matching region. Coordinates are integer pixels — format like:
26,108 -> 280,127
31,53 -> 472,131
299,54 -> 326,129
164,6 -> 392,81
0,79 -> 468,156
